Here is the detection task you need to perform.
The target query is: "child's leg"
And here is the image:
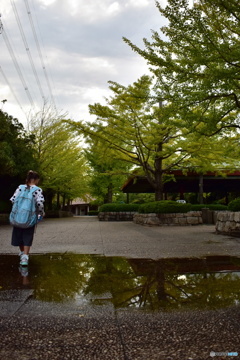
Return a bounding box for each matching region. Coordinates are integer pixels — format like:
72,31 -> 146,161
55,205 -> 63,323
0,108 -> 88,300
12,227 -> 24,254
22,226 -> 35,256
23,246 -> 31,255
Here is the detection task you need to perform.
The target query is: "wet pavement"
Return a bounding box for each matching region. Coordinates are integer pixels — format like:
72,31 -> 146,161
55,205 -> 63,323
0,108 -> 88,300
0,217 -> 240,359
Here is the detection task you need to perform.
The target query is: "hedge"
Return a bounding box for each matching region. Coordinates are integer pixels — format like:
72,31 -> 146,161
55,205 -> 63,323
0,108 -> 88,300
138,201 -> 191,214
190,204 -> 228,211
228,198 -> 240,212
0,214 -> 9,225
88,210 -> 99,216
99,203 -> 140,212
0,200 -> 11,214
45,210 -> 73,218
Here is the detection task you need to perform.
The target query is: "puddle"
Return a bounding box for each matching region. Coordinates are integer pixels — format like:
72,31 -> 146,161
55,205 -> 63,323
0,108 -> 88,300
1,254 -> 240,312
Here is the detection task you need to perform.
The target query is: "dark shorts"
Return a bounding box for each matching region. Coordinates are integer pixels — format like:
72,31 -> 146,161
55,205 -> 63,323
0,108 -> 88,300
11,226 -> 35,247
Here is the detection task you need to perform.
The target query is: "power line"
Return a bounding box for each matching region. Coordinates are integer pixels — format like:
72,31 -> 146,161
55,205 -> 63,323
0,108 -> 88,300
1,20 -> 35,108
24,0 -> 56,109
11,0 -> 46,103
0,14 -> 3,34
0,65 -> 29,120
30,0 -> 58,108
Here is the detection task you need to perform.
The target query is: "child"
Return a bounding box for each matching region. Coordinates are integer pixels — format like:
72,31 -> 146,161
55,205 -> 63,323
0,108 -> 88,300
10,170 -> 45,266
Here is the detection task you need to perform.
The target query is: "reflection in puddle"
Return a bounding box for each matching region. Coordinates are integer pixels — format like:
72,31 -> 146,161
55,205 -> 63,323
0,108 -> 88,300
1,254 -> 240,311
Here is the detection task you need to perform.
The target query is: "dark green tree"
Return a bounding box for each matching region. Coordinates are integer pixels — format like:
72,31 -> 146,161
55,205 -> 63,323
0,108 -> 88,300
0,110 -> 38,207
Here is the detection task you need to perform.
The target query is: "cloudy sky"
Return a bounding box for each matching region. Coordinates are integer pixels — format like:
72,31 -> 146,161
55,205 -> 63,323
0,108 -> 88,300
0,0 -> 166,127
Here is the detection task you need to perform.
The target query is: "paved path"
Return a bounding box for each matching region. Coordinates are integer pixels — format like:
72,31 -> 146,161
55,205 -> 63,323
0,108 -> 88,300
1,216 -> 240,258
0,217 -> 240,360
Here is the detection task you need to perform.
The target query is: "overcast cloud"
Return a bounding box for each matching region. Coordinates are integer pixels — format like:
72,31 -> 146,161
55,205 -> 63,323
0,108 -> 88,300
0,0 -> 166,126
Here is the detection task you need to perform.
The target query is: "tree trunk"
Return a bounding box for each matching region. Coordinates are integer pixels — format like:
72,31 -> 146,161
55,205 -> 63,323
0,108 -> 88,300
104,183 -> 113,203
62,193 -> 66,208
67,199 -> 71,211
154,147 -> 164,201
199,174 -> 204,204
57,191 -> 60,209
44,188 -> 55,211
145,171 -> 164,201
107,183 -> 113,203
155,181 -> 164,201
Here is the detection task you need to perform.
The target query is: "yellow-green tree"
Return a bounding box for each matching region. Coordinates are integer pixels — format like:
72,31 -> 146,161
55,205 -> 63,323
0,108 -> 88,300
67,76 -> 236,201
124,0 -> 240,136
85,137 -> 132,204
29,107 -> 89,209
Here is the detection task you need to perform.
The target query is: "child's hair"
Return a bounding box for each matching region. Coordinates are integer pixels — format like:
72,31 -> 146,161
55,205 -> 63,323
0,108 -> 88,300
26,170 -> 40,185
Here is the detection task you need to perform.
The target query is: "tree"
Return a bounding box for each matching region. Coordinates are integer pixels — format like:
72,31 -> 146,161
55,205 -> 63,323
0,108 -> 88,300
85,138 -> 132,204
0,110 -> 38,204
29,107 -> 89,209
0,110 -> 37,176
66,76 -> 235,201
123,0 -> 240,136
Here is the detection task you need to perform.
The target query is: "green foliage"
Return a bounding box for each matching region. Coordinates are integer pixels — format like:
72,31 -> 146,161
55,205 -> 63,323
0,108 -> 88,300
89,199 -> 103,206
67,72 -> 238,202
66,0 -> 240,202
84,139 -> 130,204
99,203 -> 140,212
28,108 -> 90,208
190,204 -> 228,211
0,110 -> 37,177
124,0 -> 240,138
88,210 -> 99,216
228,198 -> 240,212
0,110 -> 38,201
138,201 -> 191,214
67,76 -> 203,201
129,193 -> 155,204
45,210 -> 73,218
0,200 -> 11,213
0,214 -> 9,225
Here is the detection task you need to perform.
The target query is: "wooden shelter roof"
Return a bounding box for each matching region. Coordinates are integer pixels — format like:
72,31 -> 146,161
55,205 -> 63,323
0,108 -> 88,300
121,170 -> 240,194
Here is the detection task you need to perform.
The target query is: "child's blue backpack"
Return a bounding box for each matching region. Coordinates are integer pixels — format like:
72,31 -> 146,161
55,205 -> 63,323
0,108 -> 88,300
9,185 -> 40,228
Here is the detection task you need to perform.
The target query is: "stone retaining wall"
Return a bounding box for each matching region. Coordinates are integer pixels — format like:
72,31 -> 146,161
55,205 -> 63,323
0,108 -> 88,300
215,211 -> 240,236
133,211 -> 203,226
98,212 -> 136,221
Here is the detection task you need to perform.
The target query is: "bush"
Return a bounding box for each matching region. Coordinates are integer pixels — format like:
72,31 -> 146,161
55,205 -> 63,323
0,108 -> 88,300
190,204 -> 228,211
0,200 -> 11,214
99,203 -> 140,212
228,198 -> 240,212
138,201 -> 191,214
0,214 -> 9,225
45,210 -> 73,218
88,210 -> 99,216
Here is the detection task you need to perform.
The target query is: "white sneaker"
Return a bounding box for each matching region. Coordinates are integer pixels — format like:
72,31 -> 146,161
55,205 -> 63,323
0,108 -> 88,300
20,254 -> 29,266
19,251 -> 24,257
